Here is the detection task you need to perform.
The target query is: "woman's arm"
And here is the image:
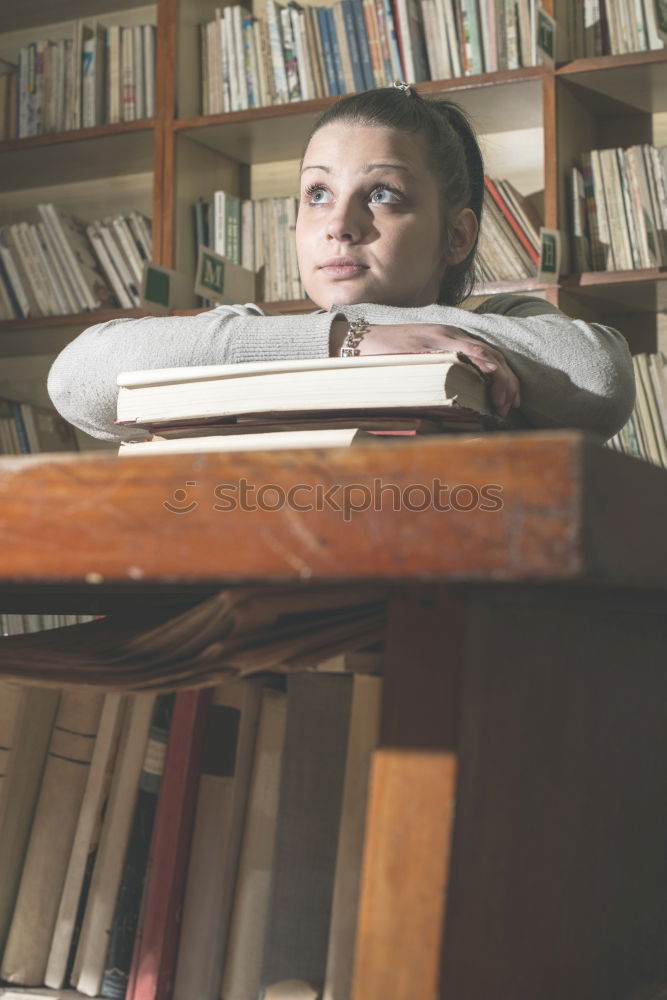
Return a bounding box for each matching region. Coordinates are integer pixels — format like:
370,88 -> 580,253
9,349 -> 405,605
47,306 -> 339,442
334,295 -> 636,441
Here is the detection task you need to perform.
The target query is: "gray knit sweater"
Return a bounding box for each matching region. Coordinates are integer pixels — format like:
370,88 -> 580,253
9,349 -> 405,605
47,293 -> 636,443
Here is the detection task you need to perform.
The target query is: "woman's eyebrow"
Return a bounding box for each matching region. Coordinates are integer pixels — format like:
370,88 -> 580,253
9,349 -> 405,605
362,162 -> 412,174
300,162 -> 413,175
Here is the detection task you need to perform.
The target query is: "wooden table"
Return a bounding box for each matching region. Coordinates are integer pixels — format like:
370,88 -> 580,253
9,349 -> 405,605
1,430 -> 667,1000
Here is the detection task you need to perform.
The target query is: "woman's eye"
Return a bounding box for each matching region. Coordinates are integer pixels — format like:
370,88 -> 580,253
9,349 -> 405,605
370,187 -> 400,204
305,186 -> 331,205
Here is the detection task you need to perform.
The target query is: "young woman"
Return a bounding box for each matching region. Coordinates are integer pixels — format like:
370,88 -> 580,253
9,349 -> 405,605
47,85 -> 635,442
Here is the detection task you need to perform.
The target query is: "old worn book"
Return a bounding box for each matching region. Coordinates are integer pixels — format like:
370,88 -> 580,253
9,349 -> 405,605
0,680 -> 24,825
71,694 -> 156,996
0,586 -> 386,692
322,674 -> 382,1000
220,685 -> 288,1000
115,353 -> 495,429
259,673 -> 354,992
174,679 -> 263,1000
44,694 -> 127,990
99,695 -> 174,1000
0,687 -> 60,953
1,689 -> 105,986
125,689 -> 212,1000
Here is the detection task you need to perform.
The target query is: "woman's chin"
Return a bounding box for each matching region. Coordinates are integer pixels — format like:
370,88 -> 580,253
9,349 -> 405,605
307,282 -> 380,311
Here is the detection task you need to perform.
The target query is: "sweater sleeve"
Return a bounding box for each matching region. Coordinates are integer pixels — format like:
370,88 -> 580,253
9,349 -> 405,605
336,294 -> 636,441
47,305 -> 338,442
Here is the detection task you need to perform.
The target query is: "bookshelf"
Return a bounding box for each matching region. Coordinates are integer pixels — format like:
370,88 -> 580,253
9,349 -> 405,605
0,0 -> 664,451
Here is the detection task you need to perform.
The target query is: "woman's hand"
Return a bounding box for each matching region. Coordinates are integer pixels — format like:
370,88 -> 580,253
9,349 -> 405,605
330,320 -> 521,419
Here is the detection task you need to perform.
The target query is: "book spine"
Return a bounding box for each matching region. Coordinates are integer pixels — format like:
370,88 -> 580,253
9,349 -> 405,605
363,0 -> 385,84
317,6 -> 339,95
99,696 -> 174,1000
383,0 -> 405,78
327,6 -> 347,94
332,2 -> 355,92
0,252 -> 25,318
219,687 -> 288,1000
0,690 -> 104,986
259,674 -> 354,991
588,149 -> 614,269
351,0 -> 375,87
8,403 -> 30,453
126,689 -> 214,1000
143,24 -> 155,117
44,694 -> 127,990
266,0 -> 290,103
280,4 -> 302,100
484,176 -> 539,265
0,688 -> 60,952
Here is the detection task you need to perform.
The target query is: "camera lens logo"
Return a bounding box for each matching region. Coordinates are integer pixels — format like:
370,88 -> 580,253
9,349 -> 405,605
163,481 -> 199,514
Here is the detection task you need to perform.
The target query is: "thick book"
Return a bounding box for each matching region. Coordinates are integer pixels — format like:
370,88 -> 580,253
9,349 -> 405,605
71,694 -> 157,996
99,694 -> 174,1000
44,693 -> 126,990
117,421 -> 485,455
322,674 -> 382,1000
115,353 -> 495,429
220,685 -> 288,1000
1,689 -> 105,986
125,689 -> 213,1000
0,687 -> 60,952
259,673 -> 354,992
173,679 -> 263,1000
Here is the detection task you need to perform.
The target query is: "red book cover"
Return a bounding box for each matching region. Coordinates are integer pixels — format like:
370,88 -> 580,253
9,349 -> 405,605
484,175 -> 540,265
126,688 -> 214,1000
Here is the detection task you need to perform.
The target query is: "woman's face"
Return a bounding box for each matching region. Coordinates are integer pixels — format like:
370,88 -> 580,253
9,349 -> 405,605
296,122 -> 453,310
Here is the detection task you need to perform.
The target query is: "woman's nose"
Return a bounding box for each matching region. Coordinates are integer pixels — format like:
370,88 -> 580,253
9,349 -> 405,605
326,198 -> 367,242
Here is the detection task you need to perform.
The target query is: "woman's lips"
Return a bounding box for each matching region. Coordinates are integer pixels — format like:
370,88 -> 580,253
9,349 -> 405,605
319,259 -> 369,279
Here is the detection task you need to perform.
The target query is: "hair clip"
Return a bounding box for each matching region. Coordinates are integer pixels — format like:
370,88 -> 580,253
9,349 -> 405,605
392,80 -> 413,95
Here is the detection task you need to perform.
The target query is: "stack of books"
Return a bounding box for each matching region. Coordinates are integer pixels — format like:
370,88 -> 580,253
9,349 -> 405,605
115,351 -> 523,456
606,351 -> 667,468
199,0 -> 540,114
569,143 -> 667,273
2,20 -> 156,138
0,206 -> 152,319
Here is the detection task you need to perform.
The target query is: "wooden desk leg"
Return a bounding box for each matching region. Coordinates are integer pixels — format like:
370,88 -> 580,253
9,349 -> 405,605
352,584 -> 463,1000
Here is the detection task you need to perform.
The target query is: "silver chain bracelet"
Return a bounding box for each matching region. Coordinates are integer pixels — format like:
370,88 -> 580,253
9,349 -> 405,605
340,317 -> 370,357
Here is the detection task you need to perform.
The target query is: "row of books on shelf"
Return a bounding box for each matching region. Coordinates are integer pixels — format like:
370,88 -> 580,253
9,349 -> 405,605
569,142 -> 667,272
0,21 -> 156,141
0,208 -> 152,319
566,0 -> 665,58
0,397 -> 79,455
2,614 -> 94,636
606,351 -> 667,469
0,656 -> 382,999
200,0 -> 541,114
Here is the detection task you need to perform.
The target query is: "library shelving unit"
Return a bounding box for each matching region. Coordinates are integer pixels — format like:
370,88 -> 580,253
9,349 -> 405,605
0,0 -> 666,449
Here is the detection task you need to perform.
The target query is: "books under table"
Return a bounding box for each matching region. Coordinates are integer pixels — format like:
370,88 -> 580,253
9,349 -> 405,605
115,352 -> 523,454
0,585 -> 386,692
